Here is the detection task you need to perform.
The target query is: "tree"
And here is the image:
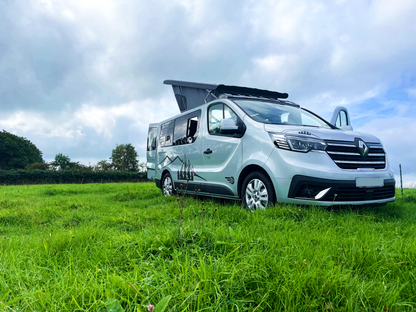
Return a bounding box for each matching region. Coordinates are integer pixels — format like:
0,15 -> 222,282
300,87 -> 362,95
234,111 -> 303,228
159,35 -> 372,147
95,160 -> 114,171
138,162 -> 147,173
53,153 -> 71,170
0,130 -> 44,170
110,144 -> 139,171
67,161 -> 92,172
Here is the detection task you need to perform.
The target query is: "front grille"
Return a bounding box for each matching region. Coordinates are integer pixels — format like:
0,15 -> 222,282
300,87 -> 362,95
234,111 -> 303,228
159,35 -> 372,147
289,175 -> 396,203
293,183 -> 395,202
334,185 -> 395,201
325,140 -> 386,170
373,186 -> 396,200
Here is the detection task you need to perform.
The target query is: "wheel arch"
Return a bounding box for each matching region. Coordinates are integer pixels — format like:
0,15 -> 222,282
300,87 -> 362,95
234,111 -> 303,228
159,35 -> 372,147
237,165 -> 274,197
161,169 -> 175,195
161,169 -> 174,182
161,169 -> 173,185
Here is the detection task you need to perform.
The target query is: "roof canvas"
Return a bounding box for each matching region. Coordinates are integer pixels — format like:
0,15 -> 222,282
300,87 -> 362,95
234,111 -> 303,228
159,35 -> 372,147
164,80 -> 289,113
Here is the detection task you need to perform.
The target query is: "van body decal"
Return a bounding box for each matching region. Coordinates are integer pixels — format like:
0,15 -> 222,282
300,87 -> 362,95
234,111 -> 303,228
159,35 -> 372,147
225,177 -> 235,184
159,154 -> 206,181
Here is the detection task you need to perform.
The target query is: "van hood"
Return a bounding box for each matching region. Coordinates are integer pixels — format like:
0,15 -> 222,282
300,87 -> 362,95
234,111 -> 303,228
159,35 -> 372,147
264,124 -> 381,143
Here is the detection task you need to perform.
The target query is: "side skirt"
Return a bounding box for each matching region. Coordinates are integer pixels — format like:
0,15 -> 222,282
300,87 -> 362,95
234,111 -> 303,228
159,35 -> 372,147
173,181 -> 238,199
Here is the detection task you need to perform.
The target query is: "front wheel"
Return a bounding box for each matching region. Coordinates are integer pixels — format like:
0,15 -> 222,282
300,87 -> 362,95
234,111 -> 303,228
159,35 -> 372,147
241,172 -> 276,209
162,172 -> 175,196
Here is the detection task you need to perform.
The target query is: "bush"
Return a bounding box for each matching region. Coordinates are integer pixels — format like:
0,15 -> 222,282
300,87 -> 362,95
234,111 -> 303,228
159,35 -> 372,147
25,162 -> 50,171
0,170 -> 147,185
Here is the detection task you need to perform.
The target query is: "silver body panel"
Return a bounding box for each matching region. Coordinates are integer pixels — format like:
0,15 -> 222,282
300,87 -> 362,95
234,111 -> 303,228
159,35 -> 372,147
147,98 -> 395,206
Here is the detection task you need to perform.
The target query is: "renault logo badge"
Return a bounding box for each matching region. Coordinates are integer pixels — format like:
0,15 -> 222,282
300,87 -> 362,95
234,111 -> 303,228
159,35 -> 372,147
355,138 -> 369,157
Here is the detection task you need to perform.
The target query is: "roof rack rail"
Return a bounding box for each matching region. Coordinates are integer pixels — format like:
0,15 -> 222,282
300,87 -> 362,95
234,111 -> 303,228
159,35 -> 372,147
164,80 -> 289,113
222,94 -> 300,108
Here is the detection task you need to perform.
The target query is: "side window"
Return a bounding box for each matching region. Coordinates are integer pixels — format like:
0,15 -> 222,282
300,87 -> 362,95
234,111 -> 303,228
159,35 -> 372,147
160,120 -> 174,147
187,116 -> 199,141
208,104 -> 223,134
173,110 -> 201,146
147,127 -> 157,151
173,115 -> 188,145
208,103 -> 244,137
224,106 -> 238,124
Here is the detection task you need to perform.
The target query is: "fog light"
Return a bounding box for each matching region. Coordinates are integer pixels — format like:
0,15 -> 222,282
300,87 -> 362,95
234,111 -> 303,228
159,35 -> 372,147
315,187 -> 331,200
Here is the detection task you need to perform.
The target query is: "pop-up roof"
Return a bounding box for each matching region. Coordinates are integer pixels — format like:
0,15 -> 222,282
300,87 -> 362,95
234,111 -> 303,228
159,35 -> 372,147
164,80 -> 289,113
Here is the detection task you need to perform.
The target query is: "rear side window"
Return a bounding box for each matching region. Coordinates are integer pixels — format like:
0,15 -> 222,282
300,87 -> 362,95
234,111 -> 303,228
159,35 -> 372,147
160,120 -> 174,147
173,110 -> 201,145
147,127 -> 157,151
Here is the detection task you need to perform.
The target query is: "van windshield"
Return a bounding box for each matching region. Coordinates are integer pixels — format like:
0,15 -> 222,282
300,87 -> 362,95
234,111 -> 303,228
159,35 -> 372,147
233,99 -> 333,129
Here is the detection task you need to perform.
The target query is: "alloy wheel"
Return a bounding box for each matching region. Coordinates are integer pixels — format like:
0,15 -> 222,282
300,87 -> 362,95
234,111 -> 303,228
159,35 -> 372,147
245,178 -> 269,209
163,175 -> 173,196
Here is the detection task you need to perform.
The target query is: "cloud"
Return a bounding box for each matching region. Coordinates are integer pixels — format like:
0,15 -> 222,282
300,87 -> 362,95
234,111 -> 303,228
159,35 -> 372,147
243,0 -> 416,105
408,89 -> 416,98
0,111 -> 83,138
74,95 -> 178,138
356,113 -> 416,185
0,91 -> 178,162
0,0 -> 416,184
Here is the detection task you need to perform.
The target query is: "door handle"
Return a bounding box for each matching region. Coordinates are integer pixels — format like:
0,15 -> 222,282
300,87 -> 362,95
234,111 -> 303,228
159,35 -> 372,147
204,148 -> 213,155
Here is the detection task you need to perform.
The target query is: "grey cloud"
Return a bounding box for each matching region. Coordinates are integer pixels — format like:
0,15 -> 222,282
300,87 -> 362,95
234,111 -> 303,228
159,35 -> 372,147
1,0 -> 416,180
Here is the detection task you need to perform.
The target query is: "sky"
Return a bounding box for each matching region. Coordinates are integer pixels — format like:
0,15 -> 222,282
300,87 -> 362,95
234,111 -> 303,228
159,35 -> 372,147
0,0 -> 416,186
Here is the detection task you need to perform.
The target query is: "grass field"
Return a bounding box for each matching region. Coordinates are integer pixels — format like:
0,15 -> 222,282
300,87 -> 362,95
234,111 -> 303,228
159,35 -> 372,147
0,183 -> 415,311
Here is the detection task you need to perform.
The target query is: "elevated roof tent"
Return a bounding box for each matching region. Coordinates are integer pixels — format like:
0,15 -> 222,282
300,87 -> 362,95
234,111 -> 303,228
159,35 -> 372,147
164,80 -> 290,113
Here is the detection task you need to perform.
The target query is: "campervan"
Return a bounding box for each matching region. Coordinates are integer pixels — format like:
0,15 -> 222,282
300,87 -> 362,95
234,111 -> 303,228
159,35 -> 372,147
147,80 -> 395,209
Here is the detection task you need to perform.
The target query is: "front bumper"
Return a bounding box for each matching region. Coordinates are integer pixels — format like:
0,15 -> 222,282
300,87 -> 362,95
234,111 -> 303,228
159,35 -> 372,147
265,148 -> 395,206
287,175 -> 395,206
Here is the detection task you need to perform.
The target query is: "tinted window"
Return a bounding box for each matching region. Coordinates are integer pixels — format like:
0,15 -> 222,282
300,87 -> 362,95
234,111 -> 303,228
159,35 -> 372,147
173,110 -> 201,146
147,127 -> 157,151
187,117 -> 198,139
160,120 -> 174,147
173,115 -> 188,144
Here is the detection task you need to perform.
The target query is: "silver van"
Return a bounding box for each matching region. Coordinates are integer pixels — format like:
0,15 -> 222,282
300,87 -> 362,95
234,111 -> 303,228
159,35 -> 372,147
147,80 -> 395,208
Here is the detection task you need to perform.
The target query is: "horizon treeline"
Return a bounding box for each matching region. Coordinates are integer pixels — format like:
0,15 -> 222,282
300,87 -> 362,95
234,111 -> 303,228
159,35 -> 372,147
0,130 -> 146,173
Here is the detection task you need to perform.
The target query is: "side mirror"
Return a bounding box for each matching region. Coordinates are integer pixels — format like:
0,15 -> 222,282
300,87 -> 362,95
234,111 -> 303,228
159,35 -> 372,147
331,106 -> 353,130
220,118 -> 239,134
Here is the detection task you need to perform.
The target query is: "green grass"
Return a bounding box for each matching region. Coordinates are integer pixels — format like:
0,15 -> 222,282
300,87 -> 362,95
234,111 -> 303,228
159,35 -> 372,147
0,183 -> 415,311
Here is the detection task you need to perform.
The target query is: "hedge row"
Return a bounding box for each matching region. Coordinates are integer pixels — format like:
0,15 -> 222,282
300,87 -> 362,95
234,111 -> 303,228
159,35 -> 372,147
0,170 -> 148,185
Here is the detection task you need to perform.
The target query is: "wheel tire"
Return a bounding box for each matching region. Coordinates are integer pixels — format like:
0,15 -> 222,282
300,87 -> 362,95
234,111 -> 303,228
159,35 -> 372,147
241,171 -> 276,209
161,172 -> 175,197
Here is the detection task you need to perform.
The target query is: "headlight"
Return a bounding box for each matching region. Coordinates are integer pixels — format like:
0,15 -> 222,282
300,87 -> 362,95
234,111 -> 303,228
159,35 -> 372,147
269,133 -> 327,153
